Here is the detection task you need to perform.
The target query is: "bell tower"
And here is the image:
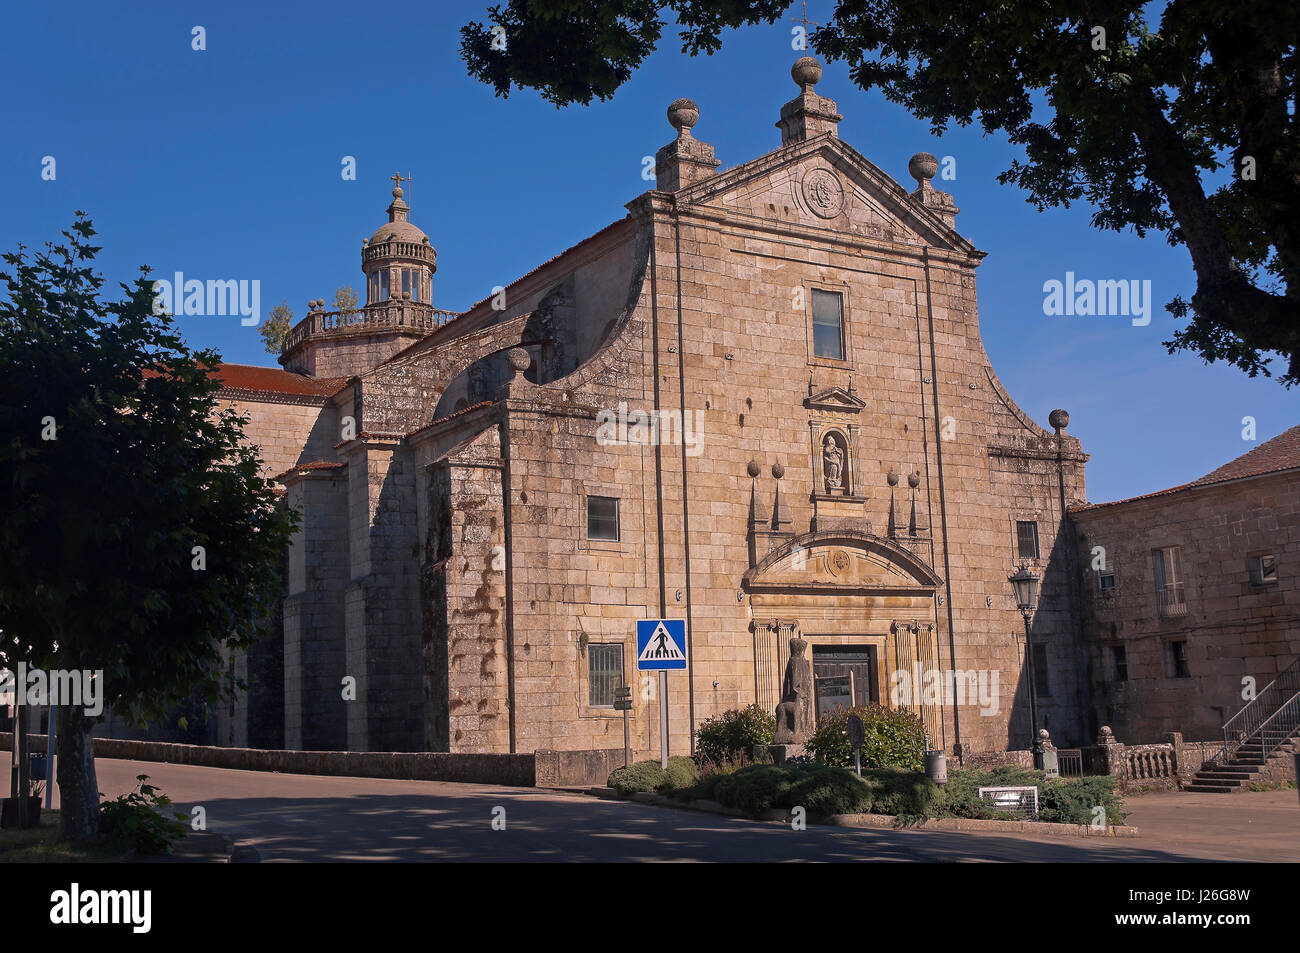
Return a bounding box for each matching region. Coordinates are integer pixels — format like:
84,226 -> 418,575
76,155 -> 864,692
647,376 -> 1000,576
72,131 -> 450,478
280,175 -> 455,378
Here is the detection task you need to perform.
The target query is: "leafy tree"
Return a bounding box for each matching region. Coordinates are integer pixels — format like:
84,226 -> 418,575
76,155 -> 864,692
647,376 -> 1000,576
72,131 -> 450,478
259,300 -> 294,356
462,1 -> 1299,384
0,215 -> 298,839
334,285 -> 359,312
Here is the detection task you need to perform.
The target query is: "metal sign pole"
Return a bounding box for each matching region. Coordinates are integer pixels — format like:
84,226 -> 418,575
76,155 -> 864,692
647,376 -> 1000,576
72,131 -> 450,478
659,671 -> 669,769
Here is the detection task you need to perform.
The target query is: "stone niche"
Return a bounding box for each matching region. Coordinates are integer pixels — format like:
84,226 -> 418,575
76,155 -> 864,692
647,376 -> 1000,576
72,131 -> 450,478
805,386 -> 868,531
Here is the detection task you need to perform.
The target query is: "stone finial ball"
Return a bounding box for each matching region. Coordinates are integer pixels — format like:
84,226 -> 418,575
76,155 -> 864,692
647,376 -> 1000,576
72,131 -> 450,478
791,56 -> 822,88
667,98 -> 699,133
1049,408 -> 1071,431
507,348 -> 531,372
908,152 -> 939,184
747,459 -> 761,478
908,472 -> 920,489
887,469 -> 899,487
772,462 -> 785,479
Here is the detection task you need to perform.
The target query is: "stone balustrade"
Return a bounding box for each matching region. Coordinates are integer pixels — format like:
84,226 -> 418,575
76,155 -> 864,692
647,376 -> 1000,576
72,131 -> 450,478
282,301 -> 459,355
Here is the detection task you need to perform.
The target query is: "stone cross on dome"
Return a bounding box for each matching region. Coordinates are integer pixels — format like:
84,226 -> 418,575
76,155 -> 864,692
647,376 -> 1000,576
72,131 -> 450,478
390,171 -> 407,195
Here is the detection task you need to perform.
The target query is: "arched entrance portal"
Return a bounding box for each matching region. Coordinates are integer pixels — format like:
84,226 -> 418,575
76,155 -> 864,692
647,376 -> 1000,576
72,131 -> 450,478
742,530 -> 946,746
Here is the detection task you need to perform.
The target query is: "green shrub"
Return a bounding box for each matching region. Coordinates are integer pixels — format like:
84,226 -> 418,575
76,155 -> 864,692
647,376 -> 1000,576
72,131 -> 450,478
861,768 -> 939,816
786,765 -> 876,815
806,704 -> 926,771
695,705 -> 775,765
607,760 -> 665,795
931,768 -> 1127,825
1040,775 -> 1127,826
662,756 -> 700,791
98,775 -> 187,855
608,757 -> 700,796
709,763 -> 877,816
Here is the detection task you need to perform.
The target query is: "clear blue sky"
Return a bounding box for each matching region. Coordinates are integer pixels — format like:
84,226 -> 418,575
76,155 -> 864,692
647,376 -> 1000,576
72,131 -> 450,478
0,2 -> 1291,504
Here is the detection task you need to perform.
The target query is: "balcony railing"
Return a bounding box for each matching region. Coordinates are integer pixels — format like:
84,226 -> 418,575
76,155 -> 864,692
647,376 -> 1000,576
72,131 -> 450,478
281,301 -> 459,355
1156,583 -> 1187,618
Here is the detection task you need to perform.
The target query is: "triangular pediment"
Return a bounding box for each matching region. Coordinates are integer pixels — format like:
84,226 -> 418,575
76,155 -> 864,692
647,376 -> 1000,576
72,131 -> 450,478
805,385 -> 865,414
674,135 -> 979,257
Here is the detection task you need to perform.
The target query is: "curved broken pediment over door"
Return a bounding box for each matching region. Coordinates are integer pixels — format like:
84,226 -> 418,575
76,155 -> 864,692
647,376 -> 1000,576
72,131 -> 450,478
742,529 -> 946,745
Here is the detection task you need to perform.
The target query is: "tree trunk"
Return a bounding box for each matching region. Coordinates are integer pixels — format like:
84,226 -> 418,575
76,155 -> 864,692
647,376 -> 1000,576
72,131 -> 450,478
56,705 -> 99,840
15,703 -> 33,828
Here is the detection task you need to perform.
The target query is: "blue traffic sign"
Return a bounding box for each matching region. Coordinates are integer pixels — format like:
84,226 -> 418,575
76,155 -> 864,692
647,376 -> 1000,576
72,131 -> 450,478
636,619 -> 687,670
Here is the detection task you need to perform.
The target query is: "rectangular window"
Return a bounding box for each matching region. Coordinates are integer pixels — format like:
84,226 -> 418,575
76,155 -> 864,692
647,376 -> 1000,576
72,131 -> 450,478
1166,640 -> 1190,679
588,643 -> 623,707
380,270 -> 390,301
1031,643 -> 1051,697
1249,553 -> 1277,585
1110,645 -> 1128,682
1016,521 -> 1040,560
1153,546 -> 1187,616
811,289 -> 845,361
586,495 -> 619,541
402,270 -> 412,299
1097,569 -> 1116,591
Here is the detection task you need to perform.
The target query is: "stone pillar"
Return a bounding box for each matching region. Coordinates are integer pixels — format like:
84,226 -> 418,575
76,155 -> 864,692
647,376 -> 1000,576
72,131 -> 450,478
655,99 -> 720,192
776,58 -> 842,145
1085,724 -> 1127,779
281,465 -> 349,751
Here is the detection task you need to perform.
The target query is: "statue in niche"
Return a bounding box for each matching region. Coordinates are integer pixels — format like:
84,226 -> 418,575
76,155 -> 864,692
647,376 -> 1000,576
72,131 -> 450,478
774,636 -> 814,745
822,434 -> 845,494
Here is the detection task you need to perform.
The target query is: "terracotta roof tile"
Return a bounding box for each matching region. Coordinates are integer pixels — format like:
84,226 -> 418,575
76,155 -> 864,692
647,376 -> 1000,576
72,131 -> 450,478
1191,423 -> 1300,486
273,460 -> 346,482
214,363 -> 349,398
1071,423 -> 1300,513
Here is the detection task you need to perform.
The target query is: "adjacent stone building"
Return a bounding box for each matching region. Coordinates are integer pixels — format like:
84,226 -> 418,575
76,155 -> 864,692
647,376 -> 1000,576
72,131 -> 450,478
1071,425 -> 1300,743
183,58 -> 1100,761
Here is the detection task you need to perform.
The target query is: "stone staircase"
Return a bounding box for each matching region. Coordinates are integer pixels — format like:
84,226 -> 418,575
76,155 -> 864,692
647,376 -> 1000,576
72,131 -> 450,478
1184,737 -> 1297,793
1185,657 -> 1300,794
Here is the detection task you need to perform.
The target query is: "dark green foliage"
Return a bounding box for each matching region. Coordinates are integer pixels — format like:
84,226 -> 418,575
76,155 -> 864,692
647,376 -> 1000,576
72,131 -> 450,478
0,216 -> 300,838
98,775 -> 187,855
806,704 -> 925,771
860,767 -> 939,817
608,760 -> 665,794
934,768 -> 1127,825
463,1 -> 1300,385
661,755 -> 699,791
695,704 -> 775,765
608,756 -> 699,794
1039,775 -> 1127,826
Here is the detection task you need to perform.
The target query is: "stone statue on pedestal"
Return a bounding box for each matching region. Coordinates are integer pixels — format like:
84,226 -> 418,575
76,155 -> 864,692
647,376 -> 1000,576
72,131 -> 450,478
774,636 -> 814,744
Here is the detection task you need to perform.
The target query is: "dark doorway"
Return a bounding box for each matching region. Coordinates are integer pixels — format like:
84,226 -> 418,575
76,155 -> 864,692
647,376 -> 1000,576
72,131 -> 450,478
812,645 -> 878,711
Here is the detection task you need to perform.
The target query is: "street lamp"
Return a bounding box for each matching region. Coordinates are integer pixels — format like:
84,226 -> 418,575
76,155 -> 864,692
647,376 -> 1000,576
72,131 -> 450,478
1009,562 -> 1042,758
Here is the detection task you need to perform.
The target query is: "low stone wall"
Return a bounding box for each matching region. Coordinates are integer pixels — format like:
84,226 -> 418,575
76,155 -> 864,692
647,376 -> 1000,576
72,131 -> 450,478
960,748 -> 1034,771
534,748 -> 628,787
0,734 -> 625,788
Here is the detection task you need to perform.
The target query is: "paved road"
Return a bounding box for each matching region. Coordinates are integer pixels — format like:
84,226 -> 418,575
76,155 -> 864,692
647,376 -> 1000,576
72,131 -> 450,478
57,758 -> 1281,862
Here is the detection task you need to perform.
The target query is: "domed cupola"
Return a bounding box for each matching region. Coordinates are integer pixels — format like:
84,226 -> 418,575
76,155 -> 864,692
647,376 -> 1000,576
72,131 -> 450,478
362,173 -> 437,305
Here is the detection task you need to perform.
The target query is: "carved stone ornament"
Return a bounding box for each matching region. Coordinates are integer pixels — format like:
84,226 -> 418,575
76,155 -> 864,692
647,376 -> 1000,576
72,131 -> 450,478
802,168 -> 845,218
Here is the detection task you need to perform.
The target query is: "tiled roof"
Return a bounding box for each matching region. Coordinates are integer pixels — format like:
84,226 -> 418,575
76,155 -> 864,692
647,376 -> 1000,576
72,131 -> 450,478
1191,423 -> 1300,486
1071,423 -> 1300,513
273,460 -> 346,482
214,363 -> 349,399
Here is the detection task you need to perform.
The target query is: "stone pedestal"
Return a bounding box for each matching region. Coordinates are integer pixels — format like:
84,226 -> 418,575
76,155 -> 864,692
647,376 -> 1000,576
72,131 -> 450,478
753,743 -> 805,765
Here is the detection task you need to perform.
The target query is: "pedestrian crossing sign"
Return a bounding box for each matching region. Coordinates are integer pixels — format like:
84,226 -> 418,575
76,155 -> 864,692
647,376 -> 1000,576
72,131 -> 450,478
636,619 -> 687,670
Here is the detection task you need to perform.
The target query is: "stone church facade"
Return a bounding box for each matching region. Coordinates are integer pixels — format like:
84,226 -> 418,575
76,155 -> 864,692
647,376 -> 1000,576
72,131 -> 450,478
211,58 -> 1093,762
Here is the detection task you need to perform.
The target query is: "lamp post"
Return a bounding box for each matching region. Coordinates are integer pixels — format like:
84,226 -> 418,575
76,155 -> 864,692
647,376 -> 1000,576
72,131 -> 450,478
1009,562 -> 1041,758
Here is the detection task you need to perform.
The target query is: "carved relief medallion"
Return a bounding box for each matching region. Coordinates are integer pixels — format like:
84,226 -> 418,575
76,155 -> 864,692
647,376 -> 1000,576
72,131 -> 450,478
802,168 -> 845,218
828,549 -> 851,577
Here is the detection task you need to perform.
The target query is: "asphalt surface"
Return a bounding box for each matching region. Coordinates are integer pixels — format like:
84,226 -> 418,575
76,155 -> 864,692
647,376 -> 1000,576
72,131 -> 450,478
56,757 -> 1296,862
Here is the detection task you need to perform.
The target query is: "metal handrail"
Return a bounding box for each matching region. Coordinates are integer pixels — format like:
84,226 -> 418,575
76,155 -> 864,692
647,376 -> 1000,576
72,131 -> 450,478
1254,689 -> 1300,761
1212,656 -> 1300,766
